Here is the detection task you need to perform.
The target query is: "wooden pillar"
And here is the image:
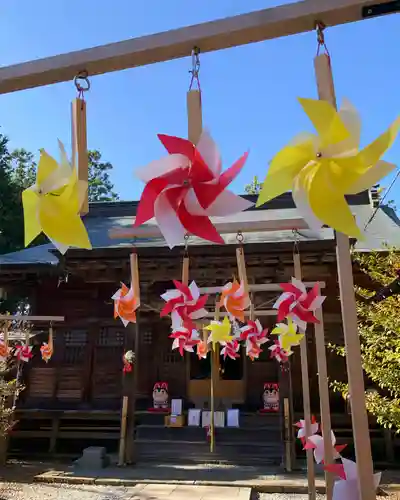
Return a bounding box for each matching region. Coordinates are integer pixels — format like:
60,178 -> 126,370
314,296 -> 334,500
315,53 -> 376,500
293,253 -> 316,500
71,97 -> 89,215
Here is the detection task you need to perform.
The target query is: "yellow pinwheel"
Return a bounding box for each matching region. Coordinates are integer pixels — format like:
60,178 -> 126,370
22,141 -> 92,254
257,98 -> 400,238
271,317 -> 304,351
205,316 -> 233,351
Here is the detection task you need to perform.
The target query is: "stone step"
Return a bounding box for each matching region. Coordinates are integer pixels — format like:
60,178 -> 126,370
135,440 -> 283,466
136,425 -> 282,443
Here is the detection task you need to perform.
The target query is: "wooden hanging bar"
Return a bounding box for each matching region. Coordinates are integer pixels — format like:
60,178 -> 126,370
187,89 -> 202,145
109,217 -> 311,240
293,252 -> 316,500
0,315 -> 64,322
236,244 -> 249,296
0,0 -> 393,95
71,97 -> 89,215
198,282 -> 325,295
314,52 -> 376,500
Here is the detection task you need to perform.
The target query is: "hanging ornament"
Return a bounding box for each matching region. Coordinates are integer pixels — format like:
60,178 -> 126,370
219,280 -> 250,322
15,344 -> 33,363
268,340 -> 291,364
220,339 -> 240,360
205,317 -> 233,350
274,278 -> 325,330
41,324 -> 54,363
161,280 -> 208,331
169,328 -> 200,356
122,350 -> 135,373
271,317 -> 304,351
240,319 -> 269,360
304,430 -> 347,464
295,416 -> 319,446
196,339 -> 208,359
112,282 -> 139,327
22,141 -> 92,254
257,97 -> 400,238
134,130 -> 253,248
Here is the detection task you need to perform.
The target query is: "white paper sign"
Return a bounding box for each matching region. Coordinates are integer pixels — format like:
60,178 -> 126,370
227,409 -> 239,427
188,409 -> 201,427
202,410 -> 211,428
171,399 -> 183,416
214,411 -> 225,428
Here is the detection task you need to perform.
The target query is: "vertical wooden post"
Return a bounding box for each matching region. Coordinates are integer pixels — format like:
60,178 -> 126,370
118,396 -> 129,466
210,299 -> 220,453
236,245 -> 249,296
182,257 -> 189,286
293,253 -> 316,500
314,295 -> 334,500
187,90 -> 202,144
315,53 -> 376,500
71,97 -> 89,215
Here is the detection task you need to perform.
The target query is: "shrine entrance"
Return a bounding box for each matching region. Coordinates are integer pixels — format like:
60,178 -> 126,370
188,345 -> 245,408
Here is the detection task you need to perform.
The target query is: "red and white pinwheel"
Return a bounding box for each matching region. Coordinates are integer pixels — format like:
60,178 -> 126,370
240,319 -> 268,360
268,340 -> 291,364
274,278 -> 326,331
161,280 -> 208,331
304,430 -> 347,464
219,280 -> 250,322
134,130 -> 253,248
112,282 -> 139,327
220,339 -> 240,360
169,328 -> 200,356
15,344 -> 33,363
0,340 -> 9,362
295,416 -> 319,446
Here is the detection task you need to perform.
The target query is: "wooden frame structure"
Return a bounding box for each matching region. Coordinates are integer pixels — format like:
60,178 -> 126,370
0,0 -> 395,94
1,2 -> 397,499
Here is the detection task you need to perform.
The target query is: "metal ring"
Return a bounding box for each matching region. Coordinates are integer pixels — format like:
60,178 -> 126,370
74,71 -> 90,92
236,231 -> 244,244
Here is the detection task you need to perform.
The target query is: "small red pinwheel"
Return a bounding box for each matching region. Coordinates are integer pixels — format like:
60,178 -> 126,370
161,280 -> 208,332
169,328 -> 200,356
295,416 -> 319,446
220,339 -> 240,360
268,340 -> 290,364
304,430 -> 347,464
134,130 -> 252,248
240,319 -> 268,360
15,344 -> 33,363
274,278 -> 326,330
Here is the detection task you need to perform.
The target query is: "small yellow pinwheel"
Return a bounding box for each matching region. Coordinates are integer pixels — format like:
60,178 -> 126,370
257,98 -> 400,238
271,317 -> 304,351
205,317 -> 233,350
22,141 -> 92,254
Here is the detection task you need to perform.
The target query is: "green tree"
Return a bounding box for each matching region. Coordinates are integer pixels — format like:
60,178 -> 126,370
10,148 -> 36,190
330,248 -> 400,431
88,150 -> 119,202
244,175 -> 263,195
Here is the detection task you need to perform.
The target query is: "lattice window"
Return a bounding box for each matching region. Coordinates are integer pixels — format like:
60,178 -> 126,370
64,329 -> 88,364
164,351 -> 182,364
143,330 -> 152,344
98,328 -> 124,347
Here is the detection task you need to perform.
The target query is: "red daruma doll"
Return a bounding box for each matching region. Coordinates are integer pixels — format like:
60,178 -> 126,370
262,383 -> 280,412
152,382 -> 169,410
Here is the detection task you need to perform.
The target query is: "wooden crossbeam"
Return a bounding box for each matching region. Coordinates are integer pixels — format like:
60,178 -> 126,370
0,315 -> 64,322
0,0 -> 394,95
198,282 -> 325,294
109,218 -> 310,240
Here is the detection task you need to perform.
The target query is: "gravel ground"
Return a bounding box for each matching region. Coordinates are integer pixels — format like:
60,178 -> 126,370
0,484 -> 398,500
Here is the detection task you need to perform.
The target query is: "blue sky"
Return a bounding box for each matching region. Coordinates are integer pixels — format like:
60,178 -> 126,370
1,0 -> 399,205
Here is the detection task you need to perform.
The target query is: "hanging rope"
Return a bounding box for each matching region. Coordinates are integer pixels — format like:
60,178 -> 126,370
316,21 -> 330,58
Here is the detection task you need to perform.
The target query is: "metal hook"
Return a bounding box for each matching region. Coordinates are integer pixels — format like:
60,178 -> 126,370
189,47 -> 201,91
236,231 -> 244,245
292,229 -> 300,256
74,70 -> 91,93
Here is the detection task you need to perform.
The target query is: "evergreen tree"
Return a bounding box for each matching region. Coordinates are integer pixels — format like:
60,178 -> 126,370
330,248 -> 400,431
88,150 -> 119,202
244,175 -> 263,195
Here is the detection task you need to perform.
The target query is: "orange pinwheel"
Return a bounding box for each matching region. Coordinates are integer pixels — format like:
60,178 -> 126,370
112,282 -> 139,327
196,340 -> 208,359
0,340 -> 9,361
40,342 -> 53,363
219,280 -> 250,321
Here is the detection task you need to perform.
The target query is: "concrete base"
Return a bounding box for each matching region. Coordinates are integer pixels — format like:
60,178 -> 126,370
74,446 -> 110,469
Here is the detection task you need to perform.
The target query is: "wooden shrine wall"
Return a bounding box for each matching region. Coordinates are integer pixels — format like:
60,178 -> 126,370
15,243 -> 352,412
